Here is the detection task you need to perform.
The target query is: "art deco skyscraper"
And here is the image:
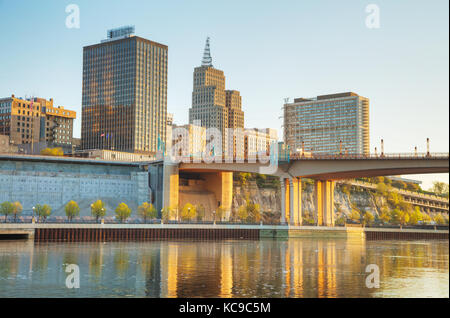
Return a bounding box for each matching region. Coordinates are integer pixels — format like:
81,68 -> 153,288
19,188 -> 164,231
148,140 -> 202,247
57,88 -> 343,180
81,26 -> 168,154
189,38 -> 244,152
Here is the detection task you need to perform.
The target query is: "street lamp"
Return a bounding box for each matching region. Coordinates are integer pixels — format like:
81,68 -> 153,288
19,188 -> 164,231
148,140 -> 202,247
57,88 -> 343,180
101,208 -> 105,224
213,210 -> 216,225
32,206 -> 35,224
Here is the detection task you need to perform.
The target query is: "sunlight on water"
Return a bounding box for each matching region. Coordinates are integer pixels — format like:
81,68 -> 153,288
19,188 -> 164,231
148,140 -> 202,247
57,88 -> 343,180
0,239 -> 448,298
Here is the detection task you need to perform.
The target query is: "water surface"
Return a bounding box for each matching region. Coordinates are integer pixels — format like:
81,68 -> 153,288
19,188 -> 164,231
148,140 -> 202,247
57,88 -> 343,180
0,239 -> 448,298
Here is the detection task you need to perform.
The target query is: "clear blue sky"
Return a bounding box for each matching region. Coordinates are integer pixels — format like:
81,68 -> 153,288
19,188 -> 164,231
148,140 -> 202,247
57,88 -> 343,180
0,0 -> 448,189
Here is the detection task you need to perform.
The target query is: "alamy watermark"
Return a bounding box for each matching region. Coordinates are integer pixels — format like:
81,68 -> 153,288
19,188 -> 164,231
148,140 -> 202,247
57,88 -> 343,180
365,264 -> 380,288
65,4 -> 80,29
65,264 -> 80,289
365,4 -> 380,29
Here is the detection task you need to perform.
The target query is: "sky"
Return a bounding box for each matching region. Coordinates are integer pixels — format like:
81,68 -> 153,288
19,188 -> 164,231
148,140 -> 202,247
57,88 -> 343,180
0,0 -> 448,189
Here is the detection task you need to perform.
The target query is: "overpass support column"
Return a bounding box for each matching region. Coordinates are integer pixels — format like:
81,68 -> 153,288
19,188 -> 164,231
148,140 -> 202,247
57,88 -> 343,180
280,177 -> 286,224
289,178 -> 302,226
314,180 -> 335,226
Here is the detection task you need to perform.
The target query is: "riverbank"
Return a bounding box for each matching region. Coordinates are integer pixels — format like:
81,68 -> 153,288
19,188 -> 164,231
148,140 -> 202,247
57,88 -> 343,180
0,224 -> 447,241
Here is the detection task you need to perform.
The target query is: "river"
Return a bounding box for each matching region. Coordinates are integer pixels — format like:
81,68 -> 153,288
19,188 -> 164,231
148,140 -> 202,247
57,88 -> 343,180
0,238 -> 448,298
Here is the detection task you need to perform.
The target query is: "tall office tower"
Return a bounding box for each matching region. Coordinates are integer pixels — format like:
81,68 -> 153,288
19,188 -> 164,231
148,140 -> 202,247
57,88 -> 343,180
189,37 -> 244,154
0,94 -> 76,150
81,26 -> 168,154
283,92 -> 369,155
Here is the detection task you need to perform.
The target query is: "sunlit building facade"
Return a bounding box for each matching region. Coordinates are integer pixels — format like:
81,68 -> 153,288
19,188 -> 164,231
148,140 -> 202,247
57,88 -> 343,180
81,27 -> 168,155
283,92 -> 369,155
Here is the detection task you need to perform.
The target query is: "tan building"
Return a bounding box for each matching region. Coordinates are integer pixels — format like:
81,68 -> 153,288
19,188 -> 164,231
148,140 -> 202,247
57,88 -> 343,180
81,26 -> 168,155
243,128 -> 278,159
189,37 -> 244,154
75,149 -> 154,161
284,92 -> 369,155
171,123 -> 206,158
0,94 -> 76,152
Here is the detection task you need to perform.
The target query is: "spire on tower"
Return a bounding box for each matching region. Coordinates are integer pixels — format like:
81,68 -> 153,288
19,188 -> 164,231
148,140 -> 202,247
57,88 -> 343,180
201,37 -> 213,67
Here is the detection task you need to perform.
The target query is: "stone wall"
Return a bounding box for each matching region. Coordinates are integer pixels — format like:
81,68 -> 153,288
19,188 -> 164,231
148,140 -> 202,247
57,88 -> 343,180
0,159 -> 150,217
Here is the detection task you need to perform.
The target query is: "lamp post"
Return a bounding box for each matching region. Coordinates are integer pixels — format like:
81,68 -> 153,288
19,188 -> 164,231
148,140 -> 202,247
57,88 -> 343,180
187,207 -> 191,223
101,208 -> 105,224
213,210 -> 216,225
32,206 -> 35,224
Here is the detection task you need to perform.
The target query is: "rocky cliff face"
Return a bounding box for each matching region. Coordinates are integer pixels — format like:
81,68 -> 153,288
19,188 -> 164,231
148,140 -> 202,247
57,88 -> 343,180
232,180 -> 381,222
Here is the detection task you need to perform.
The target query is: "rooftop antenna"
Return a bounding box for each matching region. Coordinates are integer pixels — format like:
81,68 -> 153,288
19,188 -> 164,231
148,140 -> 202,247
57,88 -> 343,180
201,37 -> 213,67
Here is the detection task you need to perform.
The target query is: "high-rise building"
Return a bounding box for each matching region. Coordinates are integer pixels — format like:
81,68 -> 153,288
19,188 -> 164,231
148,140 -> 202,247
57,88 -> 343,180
0,94 -> 76,151
283,92 -> 369,155
81,26 -> 168,155
189,37 -> 244,153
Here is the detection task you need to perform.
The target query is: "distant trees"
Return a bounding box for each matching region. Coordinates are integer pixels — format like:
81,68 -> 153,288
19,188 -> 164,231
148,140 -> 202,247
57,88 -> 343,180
236,200 -> 261,223
161,206 -> 176,222
362,211 -> 375,226
91,200 -> 106,223
181,203 -> 196,222
115,203 -> 131,223
430,181 -> 449,198
65,201 -> 80,222
137,202 -> 157,223
349,209 -> 361,223
0,202 -> 14,222
35,204 -> 52,222
12,202 -> 22,223
195,204 -> 205,222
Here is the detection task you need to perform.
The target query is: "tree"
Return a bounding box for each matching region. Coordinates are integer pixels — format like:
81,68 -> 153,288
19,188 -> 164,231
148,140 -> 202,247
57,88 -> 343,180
195,204 -> 205,222
0,201 -> 14,223
409,207 -> 423,225
12,201 -> 23,223
161,206 -> 176,222
246,202 -> 261,223
391,208 -> 409,227
362,211 -> 375,226
430,182 -> 449,198
35,204 -> 52,222
138,202 -> 156,223
237,206 -> 248,223
349,209 -> 361,223
181,203 -> 196,222
376,182 -> 389,196
65,200 -> 80,222
433,213 -> 445,225
115,203 -> 131,223
91,200 -> 106,223
422,212 -> 432,224
216,205 -> 226,222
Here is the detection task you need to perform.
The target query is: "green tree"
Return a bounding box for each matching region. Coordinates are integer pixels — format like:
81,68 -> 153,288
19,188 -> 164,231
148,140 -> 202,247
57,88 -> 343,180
181,203 -> 196,222
65,200 -> 80,222
115,203 -> 131,223
0,201 -> 14,223
349,209 -> 361,223
433,213 -> 445,225
246,202 -> 261,223
237,206 -> 248,223
430,181 -> 449,198
422,212 -> 432,224
12,201 -> 23,223
35,204 -> 52,222
362,211 -> 375,226
376,182 -> 389,196
137,202 -> 156,223
409,207 -> 423,225
91,200 -> 106,223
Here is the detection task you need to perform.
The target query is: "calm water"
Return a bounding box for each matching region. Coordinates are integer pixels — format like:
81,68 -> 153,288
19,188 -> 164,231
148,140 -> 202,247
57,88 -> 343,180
0,239 -> 448,298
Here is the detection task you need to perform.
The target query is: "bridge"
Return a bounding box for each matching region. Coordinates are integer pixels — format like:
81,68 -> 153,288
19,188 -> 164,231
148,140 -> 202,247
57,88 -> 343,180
155,152 -> 449,227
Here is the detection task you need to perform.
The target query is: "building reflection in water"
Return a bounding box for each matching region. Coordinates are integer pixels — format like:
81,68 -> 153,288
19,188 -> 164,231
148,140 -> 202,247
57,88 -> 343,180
0,239 -> 448,297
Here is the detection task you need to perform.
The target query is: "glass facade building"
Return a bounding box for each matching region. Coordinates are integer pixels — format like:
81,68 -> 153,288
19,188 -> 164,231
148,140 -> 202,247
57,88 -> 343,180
283,92 -> 369,155
81,31 -> 168,154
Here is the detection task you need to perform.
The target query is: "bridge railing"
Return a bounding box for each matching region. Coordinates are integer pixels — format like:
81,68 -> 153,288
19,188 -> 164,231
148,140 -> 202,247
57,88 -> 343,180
289,152 -> 450,160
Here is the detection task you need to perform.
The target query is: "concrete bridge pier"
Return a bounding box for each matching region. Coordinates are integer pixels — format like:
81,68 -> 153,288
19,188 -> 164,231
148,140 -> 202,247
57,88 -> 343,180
280,177 -> 302,226
314,180 -> 335,226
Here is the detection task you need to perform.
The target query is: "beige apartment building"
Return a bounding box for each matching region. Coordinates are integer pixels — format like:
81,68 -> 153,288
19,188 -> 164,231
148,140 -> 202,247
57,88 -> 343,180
283,92 -> 369,155
0,94 -> 76,152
